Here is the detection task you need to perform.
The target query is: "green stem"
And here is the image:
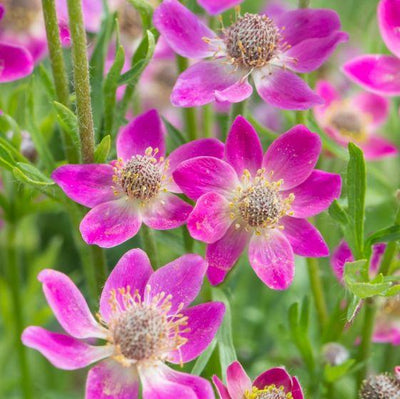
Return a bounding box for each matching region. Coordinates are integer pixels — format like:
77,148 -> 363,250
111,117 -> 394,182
306,257 -> 328,331
90,246 -> 108,294
229,101 -> 247,125
6,223 -> 33,399
67,0 -> 95,163
203,105 -> 214,138
182,228 -> 194,253
357,299 -> 377,386
41,0 -> 78,163
298,0 -> 311,7
296,110 -> 307,124
176,56 -> 198,140
141,225 -> 159,268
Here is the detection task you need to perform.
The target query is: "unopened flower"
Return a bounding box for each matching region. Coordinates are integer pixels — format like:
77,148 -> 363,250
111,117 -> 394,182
360,369 -> 400,399
22,249 -> 225,398
174,116 -> 341,289
154,0 -> 348,110
322,342 -> 349,366
52,109 -> 224,248
213,361 -> 303,399
314,80 -> 398,160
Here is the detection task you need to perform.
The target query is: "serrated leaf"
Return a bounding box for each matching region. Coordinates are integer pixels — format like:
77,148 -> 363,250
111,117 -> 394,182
94,135 -> 111,163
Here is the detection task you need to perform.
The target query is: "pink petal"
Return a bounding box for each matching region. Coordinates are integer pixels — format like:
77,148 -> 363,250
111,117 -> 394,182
378,0 -> 400,58
343,55 -> 400,96
100,249 -> 153,322
330,241 -> 353,283
52,164 -> 116,208
226,361 -> 252,399
142,193 -> 192,230
206,225 -> 251,285
248,230 -> 294,290
171,61 -> 251,107
286,31 -> 349,73
0,43 -> 34,82
80,199 -> 142,248
166,138 -> 224,192
173,156 -> 239,200
283,170 -> 342,218
147,254 -> 207,314
225,116 -> 263,177
168,302 -> 225,364
359,135 -> 398,160
253,67 -> 323,110
292,377 -> 304,399
187,192 -> 231,244
140,363 -> 214,399
117,109 -> 165,161
197,0 -> 243,15
351,92 -> 390,127
370,243 -> 386,275
86,360 -> 139,399
253,367 -> 293,392
212,376 -> 231,399
153,0 -> 216,58
38,269 -> 105,339
280,217 -> 329,257
315,80 -> 341,108
263,125 -> 321,190
21,327 -> 112,370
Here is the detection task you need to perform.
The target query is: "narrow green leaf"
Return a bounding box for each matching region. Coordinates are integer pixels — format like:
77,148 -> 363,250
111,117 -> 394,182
14,163 -> 54,186
329,200 -> 349,226
346,295 -> 362,322
163,117 -> 186,151
324,359 -> 356,383
94,135 -> 111,163
365,225 -> 400,247
37,64 -> 56,99
127,0 -> 154,31
191,339 -> 217,376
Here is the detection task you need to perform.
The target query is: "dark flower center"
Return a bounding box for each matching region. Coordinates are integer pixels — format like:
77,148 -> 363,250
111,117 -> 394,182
330,109 -> 364,138
360,373 -> 400,399
224,13 -> 281,69
1,0 -> 41,31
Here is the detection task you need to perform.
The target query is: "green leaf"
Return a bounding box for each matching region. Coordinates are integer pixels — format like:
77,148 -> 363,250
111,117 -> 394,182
126,0 -> 154,31
347,143 -> 366,258
94,135 -> 111,163
365,225 -> 400,248
37,64 -> 56,99
163,117 -> 186,151
14,163 -> 54,186
329,200 -> 349,227
191,339 -> 217,376
0,141 -> 17,170
346,295 -> 362,322
324,359 -> 356,383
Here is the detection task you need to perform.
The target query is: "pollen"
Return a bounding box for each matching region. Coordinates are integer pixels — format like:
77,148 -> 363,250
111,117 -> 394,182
245,385 -> 293,399
224,13 -> 281,69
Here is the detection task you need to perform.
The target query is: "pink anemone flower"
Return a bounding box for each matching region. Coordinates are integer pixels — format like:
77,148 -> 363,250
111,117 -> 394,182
213,361 -> 303,399
343,0 -> 400,96
22,249 -> 225,398
331,241 -> 400,346
52,109 -> 224,248
173,116 -> 341,290
314,80 -> 398,160
153,0 -> 348,110
197,0 -> 244,15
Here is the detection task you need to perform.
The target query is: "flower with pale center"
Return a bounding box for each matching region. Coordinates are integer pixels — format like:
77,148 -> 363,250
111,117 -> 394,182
213,361 -> 303,399
153,0 -> 348,110
314,80 -> 398,160
22,249 -> 225,398
174,116 -> 341,290
52,109 -> 224,248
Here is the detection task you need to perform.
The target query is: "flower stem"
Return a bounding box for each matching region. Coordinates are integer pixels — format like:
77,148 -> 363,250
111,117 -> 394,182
90,245 -> 108,293
203,104 -> 214,138
176,55 -> 198,141
41,0 -> 79,163
230,101 -> 247,125
141,225 -> 159,269
66,0 -> 95,163
306,257 -> 328,331
6,223 -> 33,399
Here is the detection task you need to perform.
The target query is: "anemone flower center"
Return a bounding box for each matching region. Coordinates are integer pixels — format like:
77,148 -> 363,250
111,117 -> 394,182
329,109 -> 366,140
115,150 -> 162,201
107,286 -> 189,366
360,374 -> 400,399
1,0 -> 41,31
224,13 -> 281,69
245,385 -> 293,399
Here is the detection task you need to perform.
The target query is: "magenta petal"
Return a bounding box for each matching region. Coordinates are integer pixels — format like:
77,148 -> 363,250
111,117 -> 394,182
197,0 -> 243,15
225,116 -> 263,177
359,135 -> 398,160
171,61 -> 250,107
206,225 -> 250,285
286,31 -> 349,73
86,360 -> 139,399
38,269 -> 105,339
52,164 -> 116,208
276,9 -> 341,47
21,327 -> 112,370
147,254 -> 207,313
80,199 -> 142,248
187,192 -> 231,244
253,67 -> 323,110
140,363 -> 214,399
248,230 -> 294,290
100,249 -> 153,322
330,241 -> 354,282
292,377 -> 304,399
315,80 -> 341,107
343,55 -> 400,96
379,0 -> 400,58
253,367 -> 292,392
173,156 -> 238,200
263,125 -> 321,190
284,170 -> 341,218
212,376 -> 230,399
153,0 -> 216,58
168,302 -> 225,364
280,217 -> 329,257
351,92 -> 390,127
226,361 -> 252,399
142,193 -> 192,230
0,43 -> 34,82
370,243 -> 386,275
117,109 -> 165,160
